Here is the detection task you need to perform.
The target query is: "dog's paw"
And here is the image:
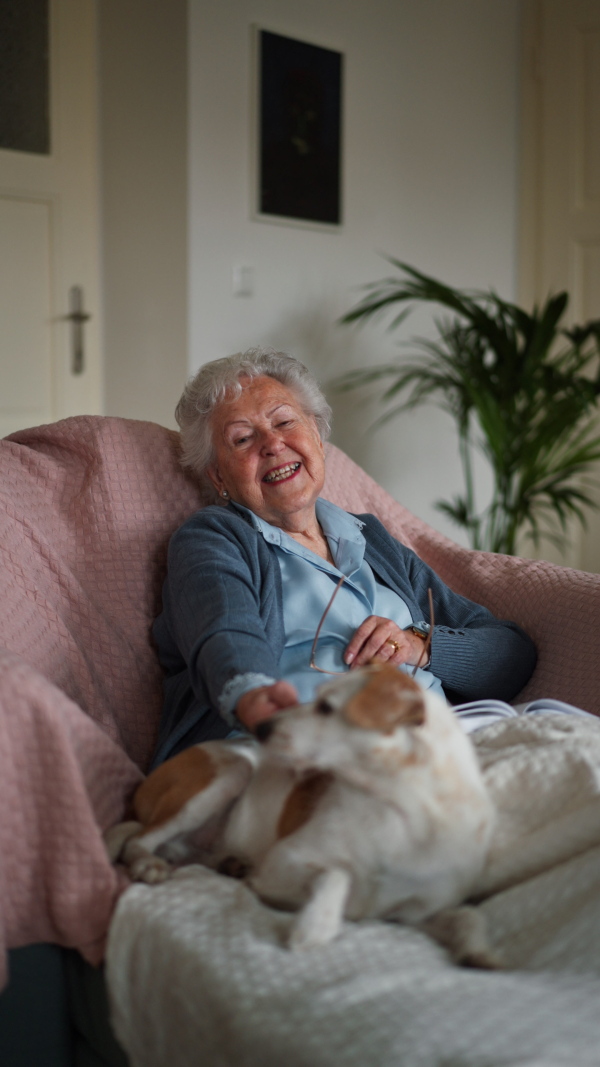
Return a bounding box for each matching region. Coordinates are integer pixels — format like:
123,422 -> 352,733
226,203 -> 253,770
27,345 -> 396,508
129,853 -> 172,884
288,907 -> 339,952
119,836 -> 173,884
422,905 -> 502,971
288,923 -> 332,952
457,948 -> 503,971
287,867 -> 350,951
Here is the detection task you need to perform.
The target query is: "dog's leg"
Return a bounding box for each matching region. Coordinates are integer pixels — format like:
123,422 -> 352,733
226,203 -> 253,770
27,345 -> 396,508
289,868 -> 351,951
104,820 -> 142,863
105,741 -> 258,884
104,820 -> 173,884
421,905 -> 502,970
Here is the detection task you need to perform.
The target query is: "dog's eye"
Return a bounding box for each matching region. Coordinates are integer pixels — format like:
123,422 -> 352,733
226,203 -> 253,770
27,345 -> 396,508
315,699 -> 334,716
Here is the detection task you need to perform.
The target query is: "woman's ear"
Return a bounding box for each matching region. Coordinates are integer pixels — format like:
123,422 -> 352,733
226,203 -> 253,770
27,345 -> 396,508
206,465 -> 224,497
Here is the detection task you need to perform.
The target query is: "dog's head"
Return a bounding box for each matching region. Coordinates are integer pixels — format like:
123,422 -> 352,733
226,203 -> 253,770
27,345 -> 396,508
256,665 -> 430,775
336,665 -> 426,733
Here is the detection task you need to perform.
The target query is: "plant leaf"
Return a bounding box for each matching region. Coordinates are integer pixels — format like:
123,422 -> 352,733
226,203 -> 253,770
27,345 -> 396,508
336,259 -> 600,554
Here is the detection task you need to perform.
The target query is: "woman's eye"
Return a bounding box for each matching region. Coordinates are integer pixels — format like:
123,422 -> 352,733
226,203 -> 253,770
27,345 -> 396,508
233,435 -> 250,446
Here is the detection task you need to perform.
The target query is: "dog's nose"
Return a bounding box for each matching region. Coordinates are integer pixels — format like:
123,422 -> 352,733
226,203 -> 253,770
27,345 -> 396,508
255,718 -> 275,743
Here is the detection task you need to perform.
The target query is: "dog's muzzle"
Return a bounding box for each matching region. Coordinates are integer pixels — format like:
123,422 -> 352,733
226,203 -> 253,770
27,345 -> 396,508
256,718 -> 275,743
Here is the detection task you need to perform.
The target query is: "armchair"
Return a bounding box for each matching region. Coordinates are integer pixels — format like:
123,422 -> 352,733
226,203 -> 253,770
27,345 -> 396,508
1,415 -> 599,1063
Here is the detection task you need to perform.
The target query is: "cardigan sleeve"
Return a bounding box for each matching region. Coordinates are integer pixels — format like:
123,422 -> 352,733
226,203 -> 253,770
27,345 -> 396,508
408,552 -> 536,702
359,514 -> 537,704
156,508 -> 282,716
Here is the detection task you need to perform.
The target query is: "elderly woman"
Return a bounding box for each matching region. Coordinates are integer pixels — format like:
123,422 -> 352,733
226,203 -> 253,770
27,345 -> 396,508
151,348 -> 536,766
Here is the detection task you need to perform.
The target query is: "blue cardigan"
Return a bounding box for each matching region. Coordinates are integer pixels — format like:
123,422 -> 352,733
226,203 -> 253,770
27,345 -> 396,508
151,503 -> 537,767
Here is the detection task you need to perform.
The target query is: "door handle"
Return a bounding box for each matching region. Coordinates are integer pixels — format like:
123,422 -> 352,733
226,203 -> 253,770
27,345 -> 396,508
66,286 -> 91,374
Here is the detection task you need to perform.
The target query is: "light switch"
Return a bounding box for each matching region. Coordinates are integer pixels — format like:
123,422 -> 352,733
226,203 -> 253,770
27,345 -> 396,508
232,265 -> 254,297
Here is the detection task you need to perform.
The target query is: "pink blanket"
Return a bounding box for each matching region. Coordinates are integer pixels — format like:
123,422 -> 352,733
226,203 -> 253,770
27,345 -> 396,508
0,415 -> 598,988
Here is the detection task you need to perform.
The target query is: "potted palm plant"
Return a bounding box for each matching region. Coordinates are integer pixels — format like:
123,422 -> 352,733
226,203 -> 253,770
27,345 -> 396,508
337,260 -> 600,555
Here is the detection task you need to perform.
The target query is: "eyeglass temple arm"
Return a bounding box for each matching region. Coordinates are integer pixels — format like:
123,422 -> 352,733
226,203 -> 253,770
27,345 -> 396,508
310,572 -> 346,667
311,575 -> 434,677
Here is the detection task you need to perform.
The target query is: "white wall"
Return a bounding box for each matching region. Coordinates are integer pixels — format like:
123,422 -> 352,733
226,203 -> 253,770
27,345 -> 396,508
188,0 -> 521,543
99,0 -> 188,429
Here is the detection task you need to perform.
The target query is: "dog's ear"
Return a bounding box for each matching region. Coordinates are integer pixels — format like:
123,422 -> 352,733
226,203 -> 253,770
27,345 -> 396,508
344,666 -> 426,735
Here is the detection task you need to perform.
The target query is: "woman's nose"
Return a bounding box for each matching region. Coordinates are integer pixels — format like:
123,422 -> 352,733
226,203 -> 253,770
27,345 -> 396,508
260,429 -> 286,454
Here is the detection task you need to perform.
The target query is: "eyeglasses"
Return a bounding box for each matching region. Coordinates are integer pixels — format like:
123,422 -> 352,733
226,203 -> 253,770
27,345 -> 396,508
309,575 -> 434,678
309,573 -> 348,674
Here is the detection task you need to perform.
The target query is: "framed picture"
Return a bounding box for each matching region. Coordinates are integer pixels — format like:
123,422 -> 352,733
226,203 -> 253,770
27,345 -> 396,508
255,28 -> 343,228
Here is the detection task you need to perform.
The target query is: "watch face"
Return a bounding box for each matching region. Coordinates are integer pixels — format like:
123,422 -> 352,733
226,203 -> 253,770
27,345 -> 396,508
413,622 -> 431,637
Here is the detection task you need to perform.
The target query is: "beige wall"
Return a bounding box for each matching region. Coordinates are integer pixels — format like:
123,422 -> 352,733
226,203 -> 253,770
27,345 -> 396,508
188,0 -> 521,543
98,0 -> 188,429
97,0 -> 521,542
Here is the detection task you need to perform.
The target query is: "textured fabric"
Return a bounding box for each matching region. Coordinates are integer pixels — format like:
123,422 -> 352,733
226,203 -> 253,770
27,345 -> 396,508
152,504 -> 535,765
106,714 -> 600,1067
1,416 -> 203,767
0,416 -> 202,988
1,414 -> 599,992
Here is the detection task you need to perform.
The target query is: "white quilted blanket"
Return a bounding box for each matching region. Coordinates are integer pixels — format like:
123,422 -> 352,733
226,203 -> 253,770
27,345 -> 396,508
106,713 -> 600,1067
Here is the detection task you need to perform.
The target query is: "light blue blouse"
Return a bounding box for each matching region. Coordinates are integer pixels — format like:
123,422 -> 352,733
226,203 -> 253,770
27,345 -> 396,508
222,498 -> 443,718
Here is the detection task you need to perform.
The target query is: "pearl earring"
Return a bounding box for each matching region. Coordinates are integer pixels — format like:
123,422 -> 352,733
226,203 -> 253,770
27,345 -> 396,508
221,490 -> 229,499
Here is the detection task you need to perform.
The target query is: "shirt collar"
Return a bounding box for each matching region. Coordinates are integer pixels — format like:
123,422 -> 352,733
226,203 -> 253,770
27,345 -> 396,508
315,498 -> 365,543
231,498 -> 365,547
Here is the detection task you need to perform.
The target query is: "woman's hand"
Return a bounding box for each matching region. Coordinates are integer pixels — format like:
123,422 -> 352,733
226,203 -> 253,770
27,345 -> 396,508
236,681 -> 299,732
344,616 -> 429,670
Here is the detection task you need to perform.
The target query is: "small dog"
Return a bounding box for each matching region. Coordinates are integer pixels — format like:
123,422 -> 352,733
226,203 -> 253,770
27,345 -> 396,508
107,666 -> 496,964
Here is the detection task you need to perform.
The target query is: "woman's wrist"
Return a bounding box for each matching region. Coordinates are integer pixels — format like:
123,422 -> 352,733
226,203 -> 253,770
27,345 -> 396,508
412,633 -> 430,669
218,672 -> 277,725
404,623 -> 432,668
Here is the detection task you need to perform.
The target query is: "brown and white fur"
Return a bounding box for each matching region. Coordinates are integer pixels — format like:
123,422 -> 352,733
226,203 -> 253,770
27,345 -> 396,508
106,666 -> 496,964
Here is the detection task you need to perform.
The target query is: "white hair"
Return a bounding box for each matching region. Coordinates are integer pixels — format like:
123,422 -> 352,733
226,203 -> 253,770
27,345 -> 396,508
175,348 -> 332,495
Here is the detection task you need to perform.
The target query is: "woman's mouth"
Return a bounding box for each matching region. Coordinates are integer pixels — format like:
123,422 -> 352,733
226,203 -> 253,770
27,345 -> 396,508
263,462 -> 301,484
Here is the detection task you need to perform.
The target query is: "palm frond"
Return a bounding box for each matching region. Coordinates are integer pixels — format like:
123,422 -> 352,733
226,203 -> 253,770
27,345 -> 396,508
336,259 -> 600,554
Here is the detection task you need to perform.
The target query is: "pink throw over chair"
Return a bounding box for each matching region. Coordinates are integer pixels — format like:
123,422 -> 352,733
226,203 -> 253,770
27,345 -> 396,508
0,414 -> 599,987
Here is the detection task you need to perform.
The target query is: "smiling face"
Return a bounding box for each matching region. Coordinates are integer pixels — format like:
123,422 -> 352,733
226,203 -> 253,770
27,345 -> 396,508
206,375 -> 326,531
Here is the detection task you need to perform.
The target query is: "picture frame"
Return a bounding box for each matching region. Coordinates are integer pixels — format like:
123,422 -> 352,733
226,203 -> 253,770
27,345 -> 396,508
253,28 -> 343,230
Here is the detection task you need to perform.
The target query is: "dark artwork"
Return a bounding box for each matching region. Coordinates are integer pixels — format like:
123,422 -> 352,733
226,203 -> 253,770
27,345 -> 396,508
0,0 -> 50,154
259,30 -> 342,225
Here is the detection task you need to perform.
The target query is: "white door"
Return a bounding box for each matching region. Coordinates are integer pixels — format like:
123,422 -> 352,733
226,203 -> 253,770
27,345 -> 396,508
0,0 -> 102,440
521,0 -> 600,573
